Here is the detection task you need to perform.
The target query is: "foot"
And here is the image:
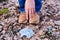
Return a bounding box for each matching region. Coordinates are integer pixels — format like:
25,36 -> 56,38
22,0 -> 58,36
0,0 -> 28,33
18,13 -> 27,23
29,13 -> 40,24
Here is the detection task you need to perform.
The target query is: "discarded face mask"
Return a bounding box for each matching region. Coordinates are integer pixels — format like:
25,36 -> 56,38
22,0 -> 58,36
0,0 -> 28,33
19,28 -> 35,38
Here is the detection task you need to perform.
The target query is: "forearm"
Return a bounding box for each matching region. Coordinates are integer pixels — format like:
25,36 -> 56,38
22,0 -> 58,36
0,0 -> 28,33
26,0 -> 34,2
25,0 -> 35,5
26,0 -> 33,1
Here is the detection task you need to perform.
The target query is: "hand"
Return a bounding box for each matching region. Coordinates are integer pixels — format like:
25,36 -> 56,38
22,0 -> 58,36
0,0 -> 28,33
25,0 -> 35,19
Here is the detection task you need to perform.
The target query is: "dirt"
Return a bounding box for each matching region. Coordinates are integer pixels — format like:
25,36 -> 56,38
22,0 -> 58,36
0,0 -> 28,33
0,0 -> 60,40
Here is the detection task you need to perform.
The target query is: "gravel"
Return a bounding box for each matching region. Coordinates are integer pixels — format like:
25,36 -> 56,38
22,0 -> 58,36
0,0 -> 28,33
0,0 -> 60,40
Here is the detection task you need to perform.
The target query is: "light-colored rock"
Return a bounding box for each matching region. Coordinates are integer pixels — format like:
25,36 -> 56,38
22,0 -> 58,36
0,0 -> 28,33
8,6 -> 16,13
38,30 -> 44,36
14,36 -> 18,40
44,38 -> 49,40
54,20 -> 60,25
2,30 -> 6,34
0,25 -> 2,31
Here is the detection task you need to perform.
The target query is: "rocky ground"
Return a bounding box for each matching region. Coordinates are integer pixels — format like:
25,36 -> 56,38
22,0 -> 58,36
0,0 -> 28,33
0,0 -> 60,40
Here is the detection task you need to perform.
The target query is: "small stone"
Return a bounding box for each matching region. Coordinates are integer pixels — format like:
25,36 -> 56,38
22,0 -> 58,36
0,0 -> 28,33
54,20 -> 60,25
35,37 -> 41,40
30,37 -> 36,40
2,30 -> 6,34
44,38 -> 49,40
8,17 -> 16,23
46,21 -> 54,26
8,6 -> 16,13
15,2 -> 19,7
14,36 -> 18,40
0,25 -> 3,31
0,21 -> 6,26
38,30 -> 44,36
58,38 -> 60,40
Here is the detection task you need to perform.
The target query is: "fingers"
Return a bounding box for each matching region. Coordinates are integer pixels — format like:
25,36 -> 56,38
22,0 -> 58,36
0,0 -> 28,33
29,8 -> 35,18
31,8 -> 35,15
25,6 -> 35,19
25,8 -> 29,20
25,0 -> 35,19
29,9 -> 32,18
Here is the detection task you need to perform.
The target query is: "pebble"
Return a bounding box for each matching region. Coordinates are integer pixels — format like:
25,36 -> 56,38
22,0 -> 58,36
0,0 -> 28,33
44,38 -> 49,40
0,25 -> 3,31
54,20 -> 60,25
